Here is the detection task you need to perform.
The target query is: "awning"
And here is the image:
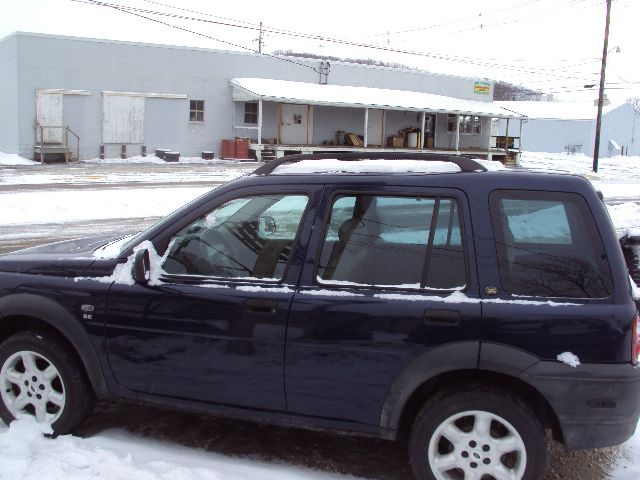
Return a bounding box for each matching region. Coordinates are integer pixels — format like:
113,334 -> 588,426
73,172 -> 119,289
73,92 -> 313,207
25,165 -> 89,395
231,78 -> 525,119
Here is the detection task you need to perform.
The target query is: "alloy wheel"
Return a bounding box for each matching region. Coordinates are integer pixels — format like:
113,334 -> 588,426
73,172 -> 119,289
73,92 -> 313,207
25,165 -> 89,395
0,350 -> 66,424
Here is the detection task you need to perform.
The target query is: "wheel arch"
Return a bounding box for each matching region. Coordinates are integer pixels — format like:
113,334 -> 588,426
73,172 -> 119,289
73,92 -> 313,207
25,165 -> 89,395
388,369 -> 563,444
0,293 -> 109,399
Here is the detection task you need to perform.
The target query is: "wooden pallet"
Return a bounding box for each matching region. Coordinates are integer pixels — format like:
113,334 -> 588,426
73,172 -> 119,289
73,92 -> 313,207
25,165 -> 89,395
344,133 -> 364,147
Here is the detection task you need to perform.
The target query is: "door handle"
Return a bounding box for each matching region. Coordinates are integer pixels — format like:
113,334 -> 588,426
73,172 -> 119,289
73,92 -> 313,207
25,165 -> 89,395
423,309 -> 460,326
245,298 -> 278,314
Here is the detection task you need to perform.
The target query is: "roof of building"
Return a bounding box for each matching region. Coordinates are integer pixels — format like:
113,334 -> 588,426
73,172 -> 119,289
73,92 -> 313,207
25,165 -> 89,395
496,100 -> 624,120
1,32 -> 487,85
231,78 -> 525,119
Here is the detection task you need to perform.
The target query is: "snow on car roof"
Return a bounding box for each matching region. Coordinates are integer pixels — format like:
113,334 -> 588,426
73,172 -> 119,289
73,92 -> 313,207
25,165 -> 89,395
270,159 -> 462,175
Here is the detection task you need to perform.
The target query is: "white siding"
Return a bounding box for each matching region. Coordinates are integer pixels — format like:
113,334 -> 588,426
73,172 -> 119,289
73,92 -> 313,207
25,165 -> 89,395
102,94 -> 145,144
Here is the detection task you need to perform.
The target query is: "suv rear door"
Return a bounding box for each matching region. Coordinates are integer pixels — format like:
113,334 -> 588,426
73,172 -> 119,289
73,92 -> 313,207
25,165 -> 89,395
479,188 -> 627,364
285,184 -> 482,426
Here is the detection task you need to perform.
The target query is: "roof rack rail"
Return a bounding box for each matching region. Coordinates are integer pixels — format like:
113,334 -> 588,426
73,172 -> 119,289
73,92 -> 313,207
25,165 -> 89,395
252,152 -> 487,175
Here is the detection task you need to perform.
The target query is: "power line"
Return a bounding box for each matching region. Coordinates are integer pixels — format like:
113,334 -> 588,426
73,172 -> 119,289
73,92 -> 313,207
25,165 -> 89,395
70,0 -> 319,72
447,0 -> 604,35
111,0 -> 609,67
139,0 -> 259,27
71,0 -> 608,83
368,0 -> 548,37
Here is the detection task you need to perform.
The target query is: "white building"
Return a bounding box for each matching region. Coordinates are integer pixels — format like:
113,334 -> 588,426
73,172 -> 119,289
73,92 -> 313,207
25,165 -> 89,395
496,101 -> 640,157
0,32 -> 523,162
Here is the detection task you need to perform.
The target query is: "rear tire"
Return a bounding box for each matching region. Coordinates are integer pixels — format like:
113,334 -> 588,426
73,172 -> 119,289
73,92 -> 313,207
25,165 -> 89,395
409,387 -> 547,480
0,330 -> 94,435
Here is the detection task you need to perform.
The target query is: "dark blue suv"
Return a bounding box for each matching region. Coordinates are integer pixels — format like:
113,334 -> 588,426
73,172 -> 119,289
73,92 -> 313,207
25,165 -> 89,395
1,153 -> 639,480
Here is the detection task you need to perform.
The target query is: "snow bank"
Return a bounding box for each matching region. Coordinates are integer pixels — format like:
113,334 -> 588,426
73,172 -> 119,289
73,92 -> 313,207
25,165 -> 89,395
0,151 -> 38,166
520,151 -> 640,176
611,422 -> 640,479
0,418 -> 358,480
557,352 -> 581,368
608,203 -> 640,234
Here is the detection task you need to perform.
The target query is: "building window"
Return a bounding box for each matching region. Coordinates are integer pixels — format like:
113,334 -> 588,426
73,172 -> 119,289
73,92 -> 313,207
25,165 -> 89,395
190,100 -> 204,122
244,102 -> 258,124
447,114 -> 481,135
293,114 -> 303,125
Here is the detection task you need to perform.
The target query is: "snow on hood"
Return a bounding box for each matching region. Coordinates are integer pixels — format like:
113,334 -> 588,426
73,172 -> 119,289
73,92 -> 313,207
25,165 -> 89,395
92,234 -> 137,259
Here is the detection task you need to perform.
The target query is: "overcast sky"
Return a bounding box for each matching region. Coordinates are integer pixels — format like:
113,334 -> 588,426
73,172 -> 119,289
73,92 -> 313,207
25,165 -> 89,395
1,0 -> 639,102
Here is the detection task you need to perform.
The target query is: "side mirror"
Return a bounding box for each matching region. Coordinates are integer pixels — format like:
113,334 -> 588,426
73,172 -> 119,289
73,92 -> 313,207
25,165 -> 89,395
132,248 -> 151,284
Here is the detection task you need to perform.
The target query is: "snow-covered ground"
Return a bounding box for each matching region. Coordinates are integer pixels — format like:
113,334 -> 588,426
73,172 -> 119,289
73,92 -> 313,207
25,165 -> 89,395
1,151 -> 639,230
1,150 -> 640,479
0,418 -> 361,480
520,151 -> 640,205
4,187 -> 211,225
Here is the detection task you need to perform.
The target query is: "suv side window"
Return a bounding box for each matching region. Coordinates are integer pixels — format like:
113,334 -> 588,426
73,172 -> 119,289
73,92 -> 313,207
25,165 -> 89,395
163,194 -> 309,280
490,190 -> 612,298
317,194 -> 466,289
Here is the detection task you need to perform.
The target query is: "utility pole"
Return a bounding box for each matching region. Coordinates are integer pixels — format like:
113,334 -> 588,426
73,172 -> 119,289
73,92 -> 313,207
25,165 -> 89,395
593,0 -> 612,173
258,21 -> 263,54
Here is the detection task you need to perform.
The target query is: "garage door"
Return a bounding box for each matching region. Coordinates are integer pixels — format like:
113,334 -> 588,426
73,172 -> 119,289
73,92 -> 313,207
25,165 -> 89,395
102,94 -> 145,144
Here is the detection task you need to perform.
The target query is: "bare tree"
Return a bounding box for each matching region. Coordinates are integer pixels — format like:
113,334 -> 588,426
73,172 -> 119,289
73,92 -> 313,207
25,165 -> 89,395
493,81 -> 555,101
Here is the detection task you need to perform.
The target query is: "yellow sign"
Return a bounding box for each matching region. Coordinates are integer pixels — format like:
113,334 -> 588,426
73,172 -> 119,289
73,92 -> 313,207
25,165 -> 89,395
474,82 -> 491,95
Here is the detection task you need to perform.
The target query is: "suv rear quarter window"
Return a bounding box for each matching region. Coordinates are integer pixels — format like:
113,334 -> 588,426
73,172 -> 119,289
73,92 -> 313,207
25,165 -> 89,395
490,190 -> 612,298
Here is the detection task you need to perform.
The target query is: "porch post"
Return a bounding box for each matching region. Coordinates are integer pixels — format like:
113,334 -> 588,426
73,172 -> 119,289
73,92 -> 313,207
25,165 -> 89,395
455,114 -> 461,152
487,118 -> 493,157
257,99 -> 263,145
518,118 -> 524,158
420,112 -> 426,150
232,101 -> 236,139
505,118 -> 510,160
364,108 -> 369,147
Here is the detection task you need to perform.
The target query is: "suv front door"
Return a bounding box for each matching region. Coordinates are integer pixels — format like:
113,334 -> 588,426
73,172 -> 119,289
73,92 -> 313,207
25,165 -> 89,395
285,185 -> 482,425
105,186 -> 319,411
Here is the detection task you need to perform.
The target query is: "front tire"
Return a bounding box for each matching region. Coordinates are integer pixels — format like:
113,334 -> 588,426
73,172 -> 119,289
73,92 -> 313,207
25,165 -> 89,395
0,331 -> 94,434
409,387 -> 547,480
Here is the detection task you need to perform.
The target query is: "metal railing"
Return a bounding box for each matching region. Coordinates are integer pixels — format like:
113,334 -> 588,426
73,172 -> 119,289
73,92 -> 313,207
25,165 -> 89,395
34,125 -> 81,163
